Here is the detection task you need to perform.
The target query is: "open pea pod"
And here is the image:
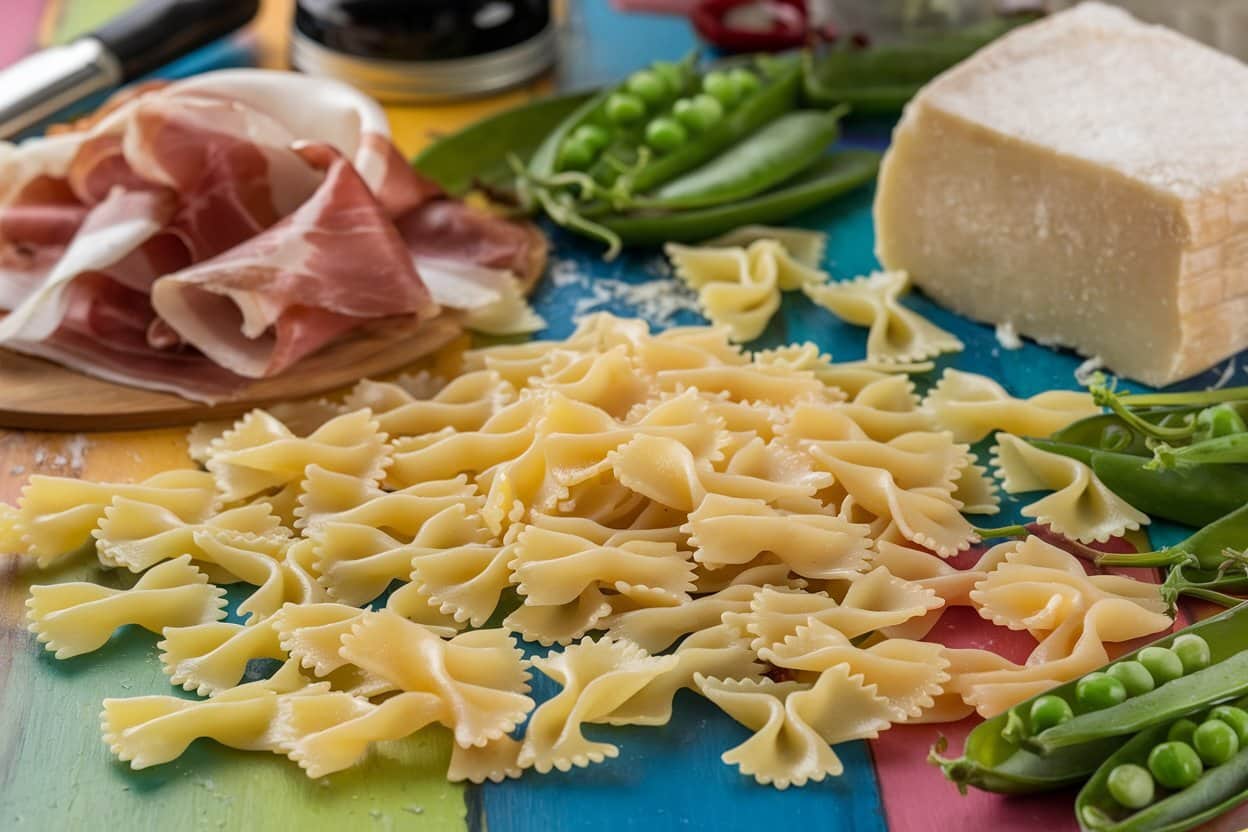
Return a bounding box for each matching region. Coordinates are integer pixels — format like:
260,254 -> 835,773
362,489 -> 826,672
932,604 -> 1248,795
1024,651 -> 1248,755
530,53 -> 801,193
1077,723 -> 1248,832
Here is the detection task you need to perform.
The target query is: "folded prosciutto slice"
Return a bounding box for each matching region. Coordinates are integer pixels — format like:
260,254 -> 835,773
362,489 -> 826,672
151,144 -> 435,378
0,70 -> 547,402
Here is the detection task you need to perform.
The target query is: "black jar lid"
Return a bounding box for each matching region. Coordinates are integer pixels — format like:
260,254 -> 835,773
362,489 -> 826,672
291,0 -> 557,102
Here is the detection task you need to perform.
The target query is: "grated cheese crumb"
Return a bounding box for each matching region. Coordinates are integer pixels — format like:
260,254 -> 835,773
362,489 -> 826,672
551,256 -> 701,328
994,321 -> 1024,350
1074,355 -> 1105,386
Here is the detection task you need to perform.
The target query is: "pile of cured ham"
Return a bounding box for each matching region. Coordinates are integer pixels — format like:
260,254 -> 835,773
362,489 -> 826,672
0,70 -> 547,403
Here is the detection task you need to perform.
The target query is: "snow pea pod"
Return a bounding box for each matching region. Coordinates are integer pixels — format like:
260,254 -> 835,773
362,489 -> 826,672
1026,439 -> 1248,528
641,108 -> 846,210
1026,651 -> 1248,755
801,15 -> 1035,113
1077,722 -> 1248,832
1096,504 -> 1248,571
596,149 -> 879,245
1152,433 -> 1248,469
932,604 -> 1248,796
1090,451 -> 1248,529
1051,408 -> 1203,457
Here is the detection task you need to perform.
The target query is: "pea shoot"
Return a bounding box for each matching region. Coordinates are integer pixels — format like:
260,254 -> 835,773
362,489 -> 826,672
1148,741 -> 1204,790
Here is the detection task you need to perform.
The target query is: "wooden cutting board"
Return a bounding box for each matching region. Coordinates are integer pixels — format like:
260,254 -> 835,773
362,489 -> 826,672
0,314 -> 463,431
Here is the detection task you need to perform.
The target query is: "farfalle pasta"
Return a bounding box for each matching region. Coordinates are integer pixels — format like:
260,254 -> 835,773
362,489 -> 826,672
992,432 -> 1149,542
4,311 -> 1174,791
208,409 -> 391,502
924,369 -> 1098,443
804,270 -> 963,363
16,469 -> 217,566
28,556 -> 226,659
518,636 -> 677,773
696,666 -> 896,789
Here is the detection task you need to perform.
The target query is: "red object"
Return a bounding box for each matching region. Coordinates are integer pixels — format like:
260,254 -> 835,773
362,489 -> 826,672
691,0 -> 811,52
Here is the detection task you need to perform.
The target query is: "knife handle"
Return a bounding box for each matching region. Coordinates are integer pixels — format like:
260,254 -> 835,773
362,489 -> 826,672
93,0 -> 261,80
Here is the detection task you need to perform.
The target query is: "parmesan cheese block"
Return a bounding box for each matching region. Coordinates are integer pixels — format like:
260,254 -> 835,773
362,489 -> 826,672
874,2 -> 1248,386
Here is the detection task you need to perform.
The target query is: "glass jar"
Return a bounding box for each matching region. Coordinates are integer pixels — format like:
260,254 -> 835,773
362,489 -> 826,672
291,0 -> 557,102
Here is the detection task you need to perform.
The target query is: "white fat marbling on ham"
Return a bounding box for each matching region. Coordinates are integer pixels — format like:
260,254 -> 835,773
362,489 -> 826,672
0,187 -> 172,341
151,145 -> 435,377
0,69 -> 544,402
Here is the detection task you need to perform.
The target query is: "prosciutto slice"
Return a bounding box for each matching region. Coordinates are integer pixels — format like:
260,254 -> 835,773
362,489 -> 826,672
0,70 -> 546,402
151,145 -> 435,377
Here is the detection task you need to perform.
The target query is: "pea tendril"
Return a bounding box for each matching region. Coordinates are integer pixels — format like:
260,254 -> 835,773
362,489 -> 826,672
1089,377 -> 1196,442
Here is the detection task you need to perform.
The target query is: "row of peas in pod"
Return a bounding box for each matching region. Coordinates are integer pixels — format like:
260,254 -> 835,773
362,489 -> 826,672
931,604 -> 1248,831
558,64 -> 761,170
520,52 -> 880,257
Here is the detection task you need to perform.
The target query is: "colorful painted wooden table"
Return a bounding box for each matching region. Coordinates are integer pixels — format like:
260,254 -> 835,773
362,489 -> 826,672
2,2 -> 1246,831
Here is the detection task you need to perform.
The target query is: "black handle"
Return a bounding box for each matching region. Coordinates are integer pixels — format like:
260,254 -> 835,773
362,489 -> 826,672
93,0 -> 261,80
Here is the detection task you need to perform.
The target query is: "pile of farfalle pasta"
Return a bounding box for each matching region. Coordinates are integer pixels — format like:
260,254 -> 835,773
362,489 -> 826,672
1,313 -> 1175,790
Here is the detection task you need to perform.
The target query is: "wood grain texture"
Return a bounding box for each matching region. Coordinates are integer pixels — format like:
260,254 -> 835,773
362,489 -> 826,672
0,315 -> 462,431
0,431 -> 470,832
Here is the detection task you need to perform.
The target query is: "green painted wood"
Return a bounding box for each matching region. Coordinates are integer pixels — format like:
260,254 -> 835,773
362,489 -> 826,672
0,555 -> 468,831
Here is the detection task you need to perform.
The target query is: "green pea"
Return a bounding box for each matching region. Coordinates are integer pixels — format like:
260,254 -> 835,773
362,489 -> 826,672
1107,763 -> 1155,810
651,61 -> 684,94
644,117 -> 687,154
1139,646 -> 1185,685
702,70 -> 740,107
672,94 -> 724,132
1076,672 -> 1128,711
1147,741 -> 1203,790
626,70 -> 668,105
1108,661 -> 1156,697
558,137 -> 595,170
605,92 -> 646,125
1171,634 -> 1212,674
1208,705 -> 1248,746
1029,695 -> 1074,733
572,124 -> 611,153
1167,718 -> 1199,746
729,67 -> 761,97
1193,719 -> 1240,766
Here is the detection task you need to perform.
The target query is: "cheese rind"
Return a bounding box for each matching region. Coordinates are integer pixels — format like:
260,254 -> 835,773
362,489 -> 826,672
874,2 -> 1248,386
